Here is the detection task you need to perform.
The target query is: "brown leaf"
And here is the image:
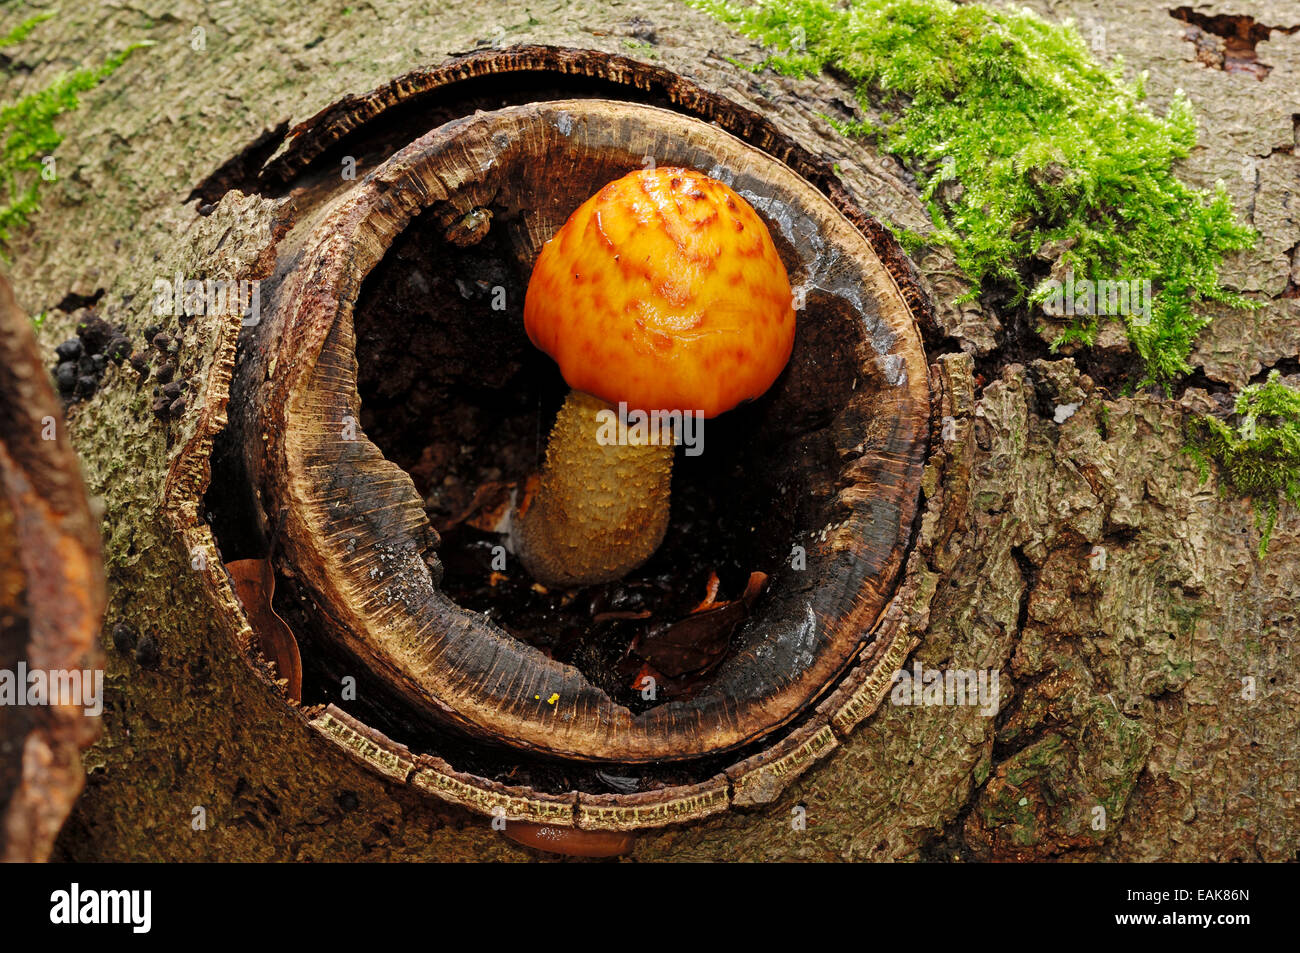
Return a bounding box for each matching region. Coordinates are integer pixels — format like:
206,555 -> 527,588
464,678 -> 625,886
740,571 -> 769,606
440,479 -> 515,534
502,822 -> 635,857
227,558 -> 302,702
689,570 -> 722,613
632,572 -> 770,678
593,609 -> 653,623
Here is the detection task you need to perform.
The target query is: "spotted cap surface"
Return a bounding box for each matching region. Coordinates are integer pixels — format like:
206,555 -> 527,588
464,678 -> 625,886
524,167 -> 796,418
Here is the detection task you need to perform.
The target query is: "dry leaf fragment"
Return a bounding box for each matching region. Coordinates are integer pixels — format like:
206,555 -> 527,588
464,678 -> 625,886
227,558 -> 303,703
632,571 -> 770,678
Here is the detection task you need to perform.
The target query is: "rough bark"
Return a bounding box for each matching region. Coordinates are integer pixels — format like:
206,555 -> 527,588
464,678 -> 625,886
1,0 -> 1295,860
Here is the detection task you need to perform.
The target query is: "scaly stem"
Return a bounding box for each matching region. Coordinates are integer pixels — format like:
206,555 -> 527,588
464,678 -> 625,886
512,390 -> 674,587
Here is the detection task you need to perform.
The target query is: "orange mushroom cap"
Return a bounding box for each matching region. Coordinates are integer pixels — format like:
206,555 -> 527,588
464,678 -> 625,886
524,167 -> 796,419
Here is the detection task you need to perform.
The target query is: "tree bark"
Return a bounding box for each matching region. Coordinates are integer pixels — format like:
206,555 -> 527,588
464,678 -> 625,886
3,0 -> 1296,860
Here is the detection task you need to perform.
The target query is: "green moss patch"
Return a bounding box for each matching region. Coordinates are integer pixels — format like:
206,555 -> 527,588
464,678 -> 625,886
1186,371 -> 1300,556
0,11 -> 150,253
696,0 -> 1257,389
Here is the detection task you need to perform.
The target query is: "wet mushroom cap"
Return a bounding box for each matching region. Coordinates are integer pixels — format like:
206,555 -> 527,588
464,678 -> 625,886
524,167 -> 796,418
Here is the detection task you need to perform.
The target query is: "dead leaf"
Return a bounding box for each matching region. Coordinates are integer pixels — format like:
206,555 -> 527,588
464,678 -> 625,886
515,472 -> 541,518
502,822 -> 635,857
689,570 -> 722,613
629,661 -> 663,692
441,480 -> 516,534
227,558 -> 303,703
593,609 -> 652,623
632,571 -> 769,678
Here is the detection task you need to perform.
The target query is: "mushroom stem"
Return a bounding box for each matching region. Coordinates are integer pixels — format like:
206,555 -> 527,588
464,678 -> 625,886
513,390 -> 674,587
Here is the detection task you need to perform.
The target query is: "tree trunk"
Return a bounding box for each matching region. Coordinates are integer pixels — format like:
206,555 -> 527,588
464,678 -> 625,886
4,0 -> 1296,861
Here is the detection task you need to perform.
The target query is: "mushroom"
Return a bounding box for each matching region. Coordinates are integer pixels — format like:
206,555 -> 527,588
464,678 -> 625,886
512,167 -> 797,587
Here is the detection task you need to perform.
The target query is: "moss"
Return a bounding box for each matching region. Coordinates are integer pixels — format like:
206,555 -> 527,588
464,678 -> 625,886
0,11 -> 150,254
1186,371 -> 1300,556
1169,602 -> 1200,636
0,11 -> 53,49
695,0 -> 1257,389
